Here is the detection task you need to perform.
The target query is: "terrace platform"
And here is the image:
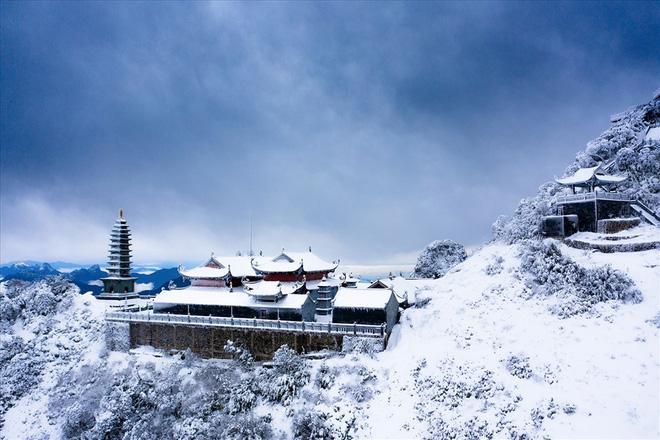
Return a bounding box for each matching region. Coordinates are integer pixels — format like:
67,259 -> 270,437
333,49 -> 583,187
105,311 -> 388,359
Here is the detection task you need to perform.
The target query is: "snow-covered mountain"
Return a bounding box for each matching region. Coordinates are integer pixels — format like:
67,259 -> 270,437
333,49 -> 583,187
0,262 -> 60,281
0,262 -> 188,297
1,241 -> 657,439
1,94 -> 658,439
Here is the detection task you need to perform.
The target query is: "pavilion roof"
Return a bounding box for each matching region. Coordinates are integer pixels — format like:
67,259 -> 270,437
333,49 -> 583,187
555,165 -> 627,187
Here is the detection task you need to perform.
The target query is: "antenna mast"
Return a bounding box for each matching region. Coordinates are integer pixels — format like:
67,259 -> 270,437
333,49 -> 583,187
249,213 -> 254,257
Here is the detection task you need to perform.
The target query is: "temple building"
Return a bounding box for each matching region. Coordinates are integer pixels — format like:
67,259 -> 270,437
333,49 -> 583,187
332,287 -> 399,331
179,254 -> 261,288
251,248 -> 338,282
153,282 -> 315,321
98,209 -> 138,300
542,163 -> 659,235
153,247 -> 400,333
178,248 -> 338,286
548,164 -> 631,233
555,164 -> 627,194
367,276 -> 414,307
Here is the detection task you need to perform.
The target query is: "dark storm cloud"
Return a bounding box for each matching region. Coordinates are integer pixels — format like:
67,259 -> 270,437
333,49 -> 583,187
1,1 -> 658,263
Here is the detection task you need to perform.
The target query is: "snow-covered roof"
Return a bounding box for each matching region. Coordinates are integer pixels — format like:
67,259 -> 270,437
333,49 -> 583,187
333,288 -> 394,310
290,251 -> 338,272
180,255 -> 260,279
252,253 -> 302,273
308,278 -> 342,290
243,280 -> 304,298
368,277 -> 415,304
220,256 -> 259,278
645,126 -> 660,141
252,250 -> 337,274
555,165 -> 627,187
179,266 -> 229,279
368,279 -> 391,289
154,286 -> 309,310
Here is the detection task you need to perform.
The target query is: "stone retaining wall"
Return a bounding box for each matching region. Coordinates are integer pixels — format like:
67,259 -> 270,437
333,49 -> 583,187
564,238 -> 660,253
597,217 -> 641,234
128,322 -> 372,360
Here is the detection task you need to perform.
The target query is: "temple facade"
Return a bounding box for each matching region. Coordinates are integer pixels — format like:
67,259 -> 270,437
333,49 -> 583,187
98,210 -> 138,300
542,163 -> 659,235
251,249 -> 338,282
158,248 -> 401,332
179,248 -> 338,287
179,254 -> 262,288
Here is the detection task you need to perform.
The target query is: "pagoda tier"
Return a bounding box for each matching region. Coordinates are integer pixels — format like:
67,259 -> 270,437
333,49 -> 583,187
99,209 -> 138,300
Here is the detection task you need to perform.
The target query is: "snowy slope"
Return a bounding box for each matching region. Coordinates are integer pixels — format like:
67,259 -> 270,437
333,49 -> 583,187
363,243 -> 659,439
1,243 -> 658,439
0,281 -> 107,439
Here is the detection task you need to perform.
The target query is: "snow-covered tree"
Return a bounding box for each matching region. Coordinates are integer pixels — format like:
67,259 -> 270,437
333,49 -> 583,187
261,345 -> 310,405
413,240 -> 467,279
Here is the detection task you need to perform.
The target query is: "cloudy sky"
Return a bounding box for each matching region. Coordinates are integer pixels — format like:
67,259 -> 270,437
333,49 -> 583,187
1,1 -> 658,265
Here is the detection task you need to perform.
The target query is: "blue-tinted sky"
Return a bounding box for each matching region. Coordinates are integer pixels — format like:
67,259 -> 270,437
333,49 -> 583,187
1,1 -> 658,264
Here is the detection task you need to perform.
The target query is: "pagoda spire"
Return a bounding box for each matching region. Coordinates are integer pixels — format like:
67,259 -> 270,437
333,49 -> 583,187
98,209 -> 138,300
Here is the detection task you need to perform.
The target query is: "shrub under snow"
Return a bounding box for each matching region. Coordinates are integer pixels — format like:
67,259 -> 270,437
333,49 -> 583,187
504,354 -> 534,379
519,240 -> 642,317
2,278 -> 382,439
413,240 -> 467,279
260,345 -> 311,405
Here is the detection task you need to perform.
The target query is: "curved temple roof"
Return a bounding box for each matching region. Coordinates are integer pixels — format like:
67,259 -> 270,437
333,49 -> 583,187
179,265 -> 229,279
180,250 -> 337,279
179,255 -> 260,280
252,251 -> 337,274
555,165 -> 627,187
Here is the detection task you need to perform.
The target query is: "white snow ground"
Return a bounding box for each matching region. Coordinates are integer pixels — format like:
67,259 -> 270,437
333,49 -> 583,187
1,242 -> 658,439
363,243 -> 659,439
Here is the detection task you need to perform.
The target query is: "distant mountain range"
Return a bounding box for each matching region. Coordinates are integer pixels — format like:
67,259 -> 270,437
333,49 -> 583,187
0,262 -> 189,296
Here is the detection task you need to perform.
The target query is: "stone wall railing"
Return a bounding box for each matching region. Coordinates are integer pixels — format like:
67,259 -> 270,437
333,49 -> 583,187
106,311 -> 386,337
556,192 -> 631,204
